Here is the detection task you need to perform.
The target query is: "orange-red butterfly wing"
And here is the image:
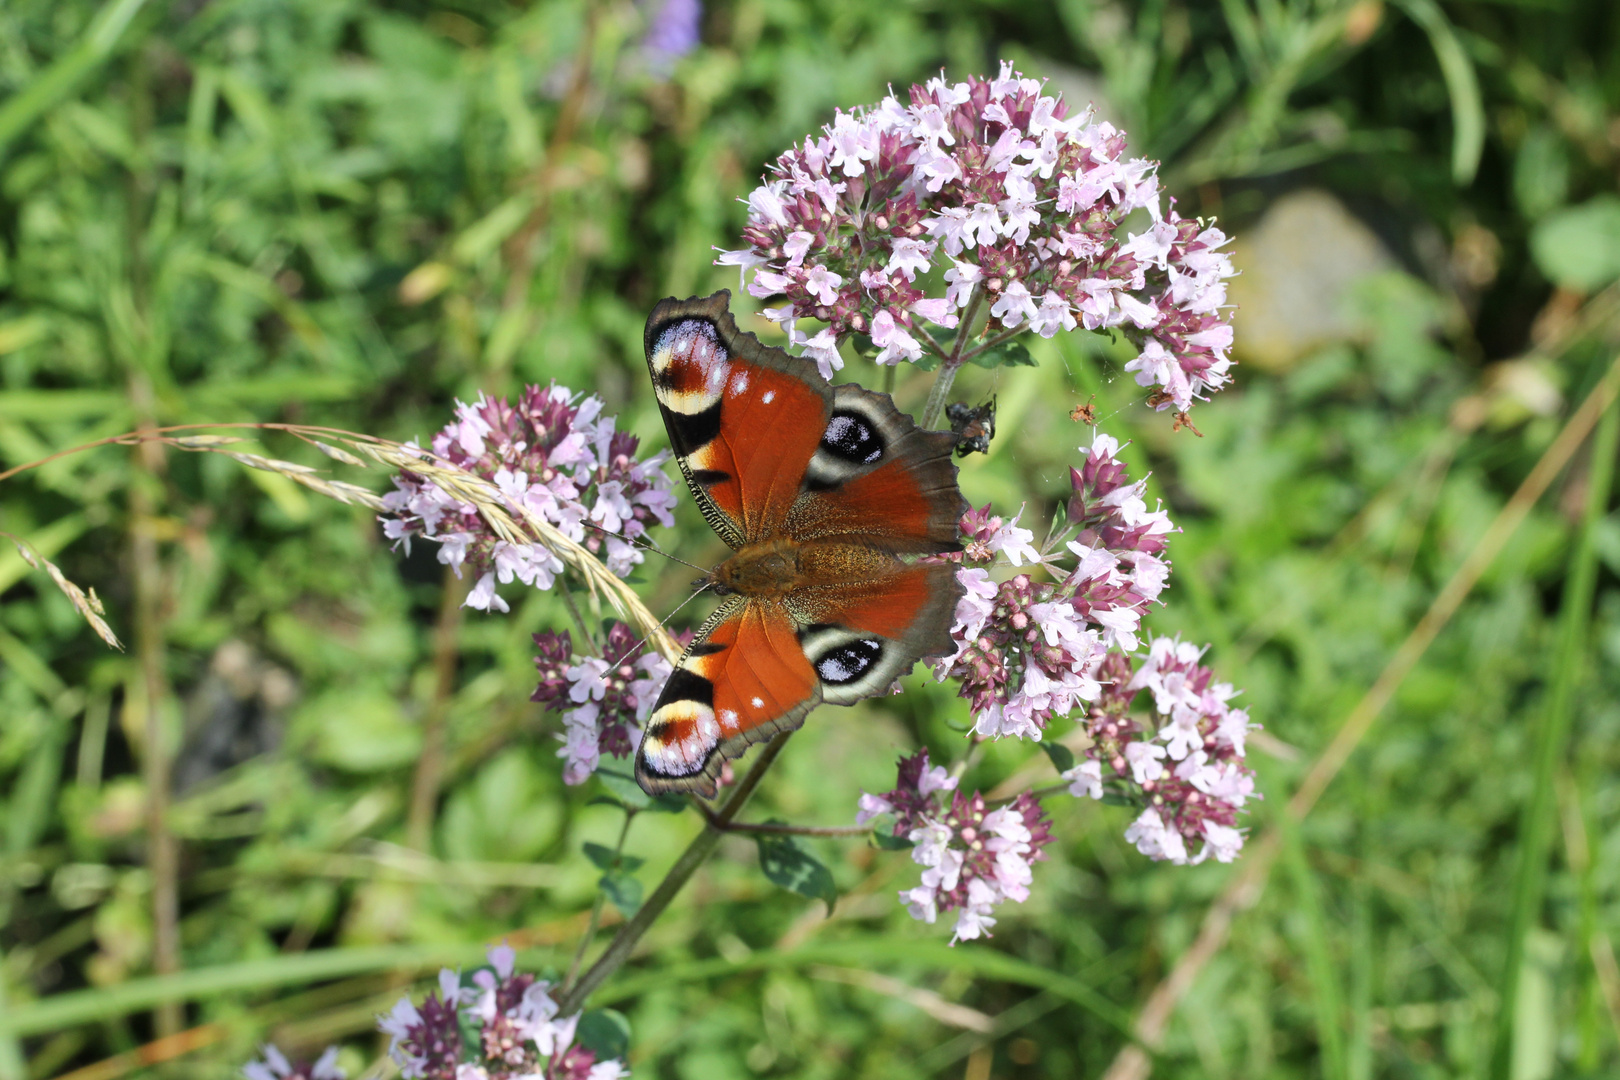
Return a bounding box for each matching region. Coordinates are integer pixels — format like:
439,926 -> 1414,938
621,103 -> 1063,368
645,294 -> 831,547
636,597 -> 820,796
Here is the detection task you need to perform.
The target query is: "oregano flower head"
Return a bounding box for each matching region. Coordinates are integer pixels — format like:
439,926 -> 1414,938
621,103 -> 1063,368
718,62 -> 1236,412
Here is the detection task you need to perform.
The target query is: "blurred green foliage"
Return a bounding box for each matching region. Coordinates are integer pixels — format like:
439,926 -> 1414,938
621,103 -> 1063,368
2,1 -> 1620,1078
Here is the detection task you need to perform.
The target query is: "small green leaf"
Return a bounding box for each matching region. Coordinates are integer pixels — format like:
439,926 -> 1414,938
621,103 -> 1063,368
1530,195 -> 1620,293
1041,742 -> 1076,773
871,828 -> 914,851
599,872 -> 643,916
582,842 -> 644,874
582,842 -> 615,871
755,828 -> 838,912
646,793 -> 689,814
968,338 -> 1035,369
577,1009 -> 631,1061
595,768 -> 652,809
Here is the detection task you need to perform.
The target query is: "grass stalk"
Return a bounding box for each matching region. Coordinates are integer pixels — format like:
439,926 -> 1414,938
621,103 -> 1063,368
1278,809 -> 1347,1080
1490,377 -> 1619,1078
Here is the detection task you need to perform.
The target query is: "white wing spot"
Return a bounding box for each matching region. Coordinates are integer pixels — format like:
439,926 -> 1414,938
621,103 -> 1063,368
751,696 -> 765,709
730,371 -> 749,395
762,390 -> 776,404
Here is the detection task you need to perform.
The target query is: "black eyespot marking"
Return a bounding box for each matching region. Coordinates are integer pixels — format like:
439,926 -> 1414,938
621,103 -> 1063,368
690,468 -> 729,487
821,412 -> 883,464
688,641 -> 726,658
815,639 -> 883,685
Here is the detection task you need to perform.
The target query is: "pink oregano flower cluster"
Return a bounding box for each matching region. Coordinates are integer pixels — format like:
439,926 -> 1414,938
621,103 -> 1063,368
927,430 -> 1258,866
243,1046 -> 344,1080
378,945 -> 629,1080
937,431 -> 1172,738
1066,643 -> 1256,864
857,751 -> 1052,944
381,384 -> 678,612
717,62 -> 1236,411
532,622 -> 681,785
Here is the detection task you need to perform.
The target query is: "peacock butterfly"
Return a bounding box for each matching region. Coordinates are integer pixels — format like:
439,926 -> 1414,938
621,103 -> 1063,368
635,291 -> 967,796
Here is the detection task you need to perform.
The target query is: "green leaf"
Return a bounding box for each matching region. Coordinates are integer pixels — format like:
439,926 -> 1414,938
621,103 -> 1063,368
1041,742 -> 1076,773
594,768 -> 651,810
871,828 -> 914,851
591,770 -> 686,814
1530,196 -> 1620,293
647,793 -> 690,814
968,339 -> 1036,369
582,842 -> 644,875
576,1009 -> 631,1061
755,829 -> 837,913
598,873 -> 643,917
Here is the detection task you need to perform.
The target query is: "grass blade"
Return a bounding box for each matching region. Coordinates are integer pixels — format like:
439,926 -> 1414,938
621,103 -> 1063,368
1491,378 -> 1620,1077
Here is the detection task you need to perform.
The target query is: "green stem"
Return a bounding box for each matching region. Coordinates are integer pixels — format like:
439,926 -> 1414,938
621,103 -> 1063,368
558,577 -> 599,653
693,804 -> 866,837
956,325 -> 1025,365
561,810 -> 636,995
555,731 -> 793,1015
986,782 -> 1070,810
918,284 -> 986,430
1491,378 -> 1619,1078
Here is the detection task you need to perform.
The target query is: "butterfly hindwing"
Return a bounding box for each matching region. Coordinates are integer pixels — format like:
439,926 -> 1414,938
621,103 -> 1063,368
786,381 -> 964,555
637,597 -> 821,796
636,557 -> 965,796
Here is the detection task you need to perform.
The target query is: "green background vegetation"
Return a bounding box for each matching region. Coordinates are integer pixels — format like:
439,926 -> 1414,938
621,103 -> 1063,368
3,0 -> 1620,1077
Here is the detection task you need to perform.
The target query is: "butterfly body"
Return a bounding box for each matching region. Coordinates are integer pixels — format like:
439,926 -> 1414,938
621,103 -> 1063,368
635,292 -> 967,796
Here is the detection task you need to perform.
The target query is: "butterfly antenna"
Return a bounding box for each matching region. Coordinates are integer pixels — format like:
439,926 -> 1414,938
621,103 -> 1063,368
618,580 -> 713,661
576,520 -> 709,575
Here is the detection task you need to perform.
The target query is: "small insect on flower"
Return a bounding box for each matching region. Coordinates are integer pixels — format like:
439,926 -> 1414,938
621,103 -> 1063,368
946,397 -> 997,457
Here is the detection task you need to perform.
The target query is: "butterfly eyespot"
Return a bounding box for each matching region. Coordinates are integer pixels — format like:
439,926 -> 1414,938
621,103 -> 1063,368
814,639 -> 883,685
821,412 -> 883,464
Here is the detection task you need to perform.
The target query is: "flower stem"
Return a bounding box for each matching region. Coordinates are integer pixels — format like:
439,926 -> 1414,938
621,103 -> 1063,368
554,732 -> 793,1014
987,781 -> 1070,809
918,284 -> 986,430
558,577 -> 600,653
561,809 -> 636,995
693,803 -> 867,837
956,325 -> 1025,364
